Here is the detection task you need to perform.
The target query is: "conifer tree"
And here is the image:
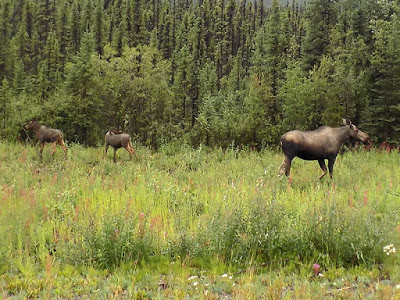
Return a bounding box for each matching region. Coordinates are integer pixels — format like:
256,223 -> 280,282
0,1 -> 12,80
0,78 -> 12,137
69,1 -> 81,55
57,1 -> 70,69
302,0 -> 337,71
368,6 -> 400,143
64,32 -> 102,145
36,0 -> 56,52
158,1 -> 174,59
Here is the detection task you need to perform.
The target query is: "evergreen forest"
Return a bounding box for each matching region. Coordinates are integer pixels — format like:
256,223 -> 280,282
1,0 -> 399,148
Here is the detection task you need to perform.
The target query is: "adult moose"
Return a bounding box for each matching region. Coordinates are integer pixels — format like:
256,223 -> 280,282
104,130 -> 137,162
278,119 -> 370,179
24,120 -> 68,161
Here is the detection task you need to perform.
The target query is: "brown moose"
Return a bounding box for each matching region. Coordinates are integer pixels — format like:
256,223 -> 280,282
278,119 -> 370,179
24,120 -> 68,161
104,130 -> 137,162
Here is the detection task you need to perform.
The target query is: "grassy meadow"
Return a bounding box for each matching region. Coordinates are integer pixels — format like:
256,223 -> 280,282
1,141 -> 400,299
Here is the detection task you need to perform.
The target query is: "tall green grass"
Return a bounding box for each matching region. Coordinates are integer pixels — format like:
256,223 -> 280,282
0,142 -> 399,293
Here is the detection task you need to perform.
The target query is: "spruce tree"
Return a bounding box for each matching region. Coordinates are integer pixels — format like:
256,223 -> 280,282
302,0 -> 337,71
0,1 -> 12,80
368,6 -> 400,143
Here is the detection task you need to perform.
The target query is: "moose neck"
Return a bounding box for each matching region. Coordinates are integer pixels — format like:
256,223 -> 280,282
336,126 -> 352,145
31,123 -> 43,134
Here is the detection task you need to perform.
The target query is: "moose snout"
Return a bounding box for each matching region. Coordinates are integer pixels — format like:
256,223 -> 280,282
361,133 -> 371,145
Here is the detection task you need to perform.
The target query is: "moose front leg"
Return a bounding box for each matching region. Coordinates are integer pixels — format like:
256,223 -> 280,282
328,156 -> 337,179
318,159 -> 328,179
51,142 -> 57,157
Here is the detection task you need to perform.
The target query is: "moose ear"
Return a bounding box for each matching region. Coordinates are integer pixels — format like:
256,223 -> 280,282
342,118 -> 351,126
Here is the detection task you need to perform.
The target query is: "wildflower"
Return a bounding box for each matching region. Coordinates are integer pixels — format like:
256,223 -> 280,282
383,244 -> 397,255
312,264 -> 320,275
312,264 -> 324,277
193,282 -> 199,287
188,275 -> 198,281
221,274 -> 228,278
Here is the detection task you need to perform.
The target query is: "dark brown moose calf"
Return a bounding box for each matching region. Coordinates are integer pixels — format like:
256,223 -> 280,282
278,119 -> 370,179
24,120 -> 68,161
104,130 -> 137,162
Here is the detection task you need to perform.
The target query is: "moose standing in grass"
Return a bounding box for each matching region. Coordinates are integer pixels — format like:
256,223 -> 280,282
24,120 -> 68,161
278,119 -> 370,179
104,129 -> 137,162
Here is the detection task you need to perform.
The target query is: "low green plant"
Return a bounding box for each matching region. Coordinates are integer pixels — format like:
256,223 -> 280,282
0,142 -> 399,297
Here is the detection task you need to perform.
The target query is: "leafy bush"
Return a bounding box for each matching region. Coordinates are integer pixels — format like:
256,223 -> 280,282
60,214 -> 155,269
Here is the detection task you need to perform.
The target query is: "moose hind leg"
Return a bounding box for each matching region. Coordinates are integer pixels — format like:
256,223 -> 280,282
318,159 -> 328,179
129,141 -> 137,158
58,139 -> 68,158
126,141 -> 137,159
278,156 -> 292,177
125,146 -> 132,160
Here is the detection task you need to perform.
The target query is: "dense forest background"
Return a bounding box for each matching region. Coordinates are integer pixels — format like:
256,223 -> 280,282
0,0 -> 399,148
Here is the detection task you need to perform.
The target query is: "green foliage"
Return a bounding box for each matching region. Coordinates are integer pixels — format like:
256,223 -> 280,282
1,0 -> 400,147
62,214 -> 154,269
62,32 -> 103,145
302,0 -> 337,71
95,44 -> 174,148
0,142 -> 400,297
367,6 -> 400,144
280,57 -> 346,131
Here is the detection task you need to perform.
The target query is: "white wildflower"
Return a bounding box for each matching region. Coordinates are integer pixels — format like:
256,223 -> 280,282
229,275 -> 233,279
188,275 -> 198,281
221,274 -> 228,278
383,244 -> 397,255
193,282 -> 199,287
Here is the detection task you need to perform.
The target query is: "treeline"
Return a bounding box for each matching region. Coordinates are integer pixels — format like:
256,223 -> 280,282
0,0 -> 399,148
